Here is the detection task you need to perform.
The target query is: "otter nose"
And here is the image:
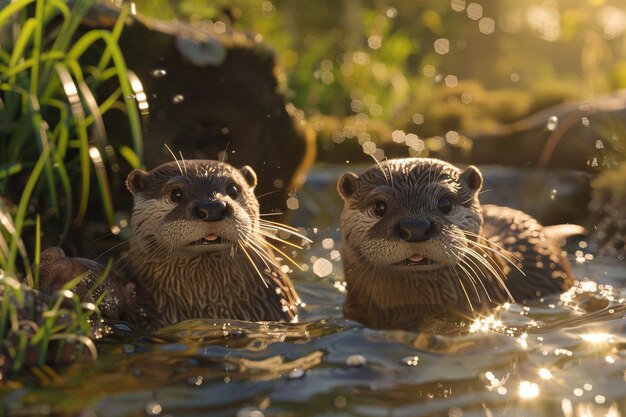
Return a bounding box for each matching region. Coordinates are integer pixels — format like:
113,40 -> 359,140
398,219 -> 434,242
195,201 -> 228,222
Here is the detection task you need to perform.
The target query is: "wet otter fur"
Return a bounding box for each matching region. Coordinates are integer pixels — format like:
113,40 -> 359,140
125,160 -> 301,328
39,160 -> 302,330
337,158 -> 574,329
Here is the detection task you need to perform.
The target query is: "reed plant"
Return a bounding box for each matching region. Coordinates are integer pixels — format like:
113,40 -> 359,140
0,0 -> 144,373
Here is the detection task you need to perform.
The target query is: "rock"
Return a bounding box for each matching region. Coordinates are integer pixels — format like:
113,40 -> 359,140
39,247 -> 130,320
83,5 -> 315,214
450,90 -> 626,170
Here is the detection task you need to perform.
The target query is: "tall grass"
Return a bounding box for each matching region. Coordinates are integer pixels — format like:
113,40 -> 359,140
0,0 -> 144,373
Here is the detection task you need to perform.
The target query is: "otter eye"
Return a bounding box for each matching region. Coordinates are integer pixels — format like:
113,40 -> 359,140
226,184 -> 239,199
372,200 -> 387,217
438,197 -> 453,214
170,188 -> 184,203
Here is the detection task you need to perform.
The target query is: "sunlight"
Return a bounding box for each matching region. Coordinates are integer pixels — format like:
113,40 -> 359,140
538,368 -> 552,380
519,381 -> 540,399
580,333 -> 613,343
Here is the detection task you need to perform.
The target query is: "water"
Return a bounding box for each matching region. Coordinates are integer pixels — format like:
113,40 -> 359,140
2,166 -> 626,417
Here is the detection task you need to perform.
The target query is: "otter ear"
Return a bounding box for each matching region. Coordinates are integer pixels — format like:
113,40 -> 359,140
126,169 -> 149,194
239,165 -> 257,188
337,172 -> 359,200
460,165 -> 483,193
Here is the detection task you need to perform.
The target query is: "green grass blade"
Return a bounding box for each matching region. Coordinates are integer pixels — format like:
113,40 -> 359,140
97,4 -> 130,72
7,118 -> 49,273
119,145 -> 140,169
54,62 -> 90,224
0,0 -> 35,26
30,0 -> 44,96
33,215 -> 41,289
66,30 -> 144,166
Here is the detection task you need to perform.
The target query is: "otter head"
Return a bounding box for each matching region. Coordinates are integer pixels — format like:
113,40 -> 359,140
126,160 -> 259,256
337,158 -> 483,272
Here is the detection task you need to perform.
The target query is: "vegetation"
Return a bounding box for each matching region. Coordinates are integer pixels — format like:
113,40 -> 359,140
133,0 -> 626,157
0,0 -> 143,374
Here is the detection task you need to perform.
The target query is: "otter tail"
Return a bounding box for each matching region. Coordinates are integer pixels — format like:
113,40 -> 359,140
542,224 -> 587,246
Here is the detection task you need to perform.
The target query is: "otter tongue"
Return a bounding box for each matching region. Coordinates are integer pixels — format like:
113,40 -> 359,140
204,233 -> 218,241
409,254 -> 425,262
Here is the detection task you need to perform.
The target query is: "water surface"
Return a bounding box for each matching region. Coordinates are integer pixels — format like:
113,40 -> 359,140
3,165 -> 625,417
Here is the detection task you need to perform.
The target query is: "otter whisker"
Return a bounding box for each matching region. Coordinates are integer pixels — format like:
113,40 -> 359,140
164,143 -> 184,176
256,190 -> 282,200
259,212 -> 284,217
452,252 -> 485,296
370,154 -> 390,188
243,234 -> 284,271
94,239 -> 130,262
455,251 -> 493,302
463,231 -> 522,262
455,244 -> 515,302
252,227 -> 306,250
258,219 -> 312,242
246,233 -> 304,272
178,151 -> 188,175
452,267 -> 475,312
237,239 -> 270,288
463,231 -> 525,275
460,235 -> 515,286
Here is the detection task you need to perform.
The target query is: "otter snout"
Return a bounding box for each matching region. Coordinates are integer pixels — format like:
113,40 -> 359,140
195,200 -> 229,222
397,219 -> 435,242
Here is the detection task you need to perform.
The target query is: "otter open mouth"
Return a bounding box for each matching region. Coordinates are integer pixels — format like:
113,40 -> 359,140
396,254 -> 437,267
190,233 -> 230,246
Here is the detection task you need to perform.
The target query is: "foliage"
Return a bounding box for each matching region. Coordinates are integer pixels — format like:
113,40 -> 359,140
0,0 -> 143,275
0,0 -> 143,373
133,0 -> 626,158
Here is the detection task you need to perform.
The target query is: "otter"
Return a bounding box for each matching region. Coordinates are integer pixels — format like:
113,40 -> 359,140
39,160 -> 301,330
337,158 -> 574,329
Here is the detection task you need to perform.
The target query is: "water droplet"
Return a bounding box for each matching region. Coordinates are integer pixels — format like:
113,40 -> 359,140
550,189 -> 557,200
451,0 -> 466,12
150,69 -> 167,78
286,197 -> 299,210
322,238 -> 334,249
434,38 -> 450,55
386,7 -> 397,18
466,2 -> 483,20
445,74 -> 458,87
400,356 -> 419,366
145,402 -> 163,415
123,344 -> 136,353
362,141 -> 376,155
288,368 -> 305,379
345,354 -> 367,367
547,116 -> 558,131
187,376 -> 203,386
479,17 -> 495,35
172,94 -> 184,104
313,258 -> 333,278
581,117 -> 590,127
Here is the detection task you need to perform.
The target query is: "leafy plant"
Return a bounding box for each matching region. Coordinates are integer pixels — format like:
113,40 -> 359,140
0,0 -> 144,373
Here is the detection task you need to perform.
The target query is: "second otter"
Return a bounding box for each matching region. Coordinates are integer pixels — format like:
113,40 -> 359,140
337,158 -> 573,329
126,160 -> 300,328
